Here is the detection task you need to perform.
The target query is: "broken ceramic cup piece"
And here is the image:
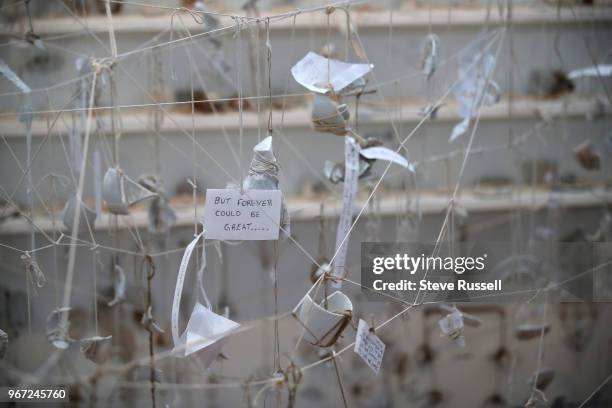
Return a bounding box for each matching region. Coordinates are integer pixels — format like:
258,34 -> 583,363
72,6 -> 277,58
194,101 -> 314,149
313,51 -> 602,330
141,306 -> 164,334
439,304 -> 482,328
419,103 -> 443,120
573,140 -> 600,171
139,175 -> 177,234
310,259 -> 332,284
21,252 -> 46,293
291,51 -> 373,95
244,135 -> 291,237
61,195 -> 97,236
420,33 -> 440,80
46,308 -> 73,349
438,307 -> 465,347
324,159 -> 372,184
311,94 -> 350,136
0,328 -> 7,359
80,335 -> 112,364
515,323 -> 550,341
296,291 -> 353,348
360,146 -> 415,172
108,264 -> 126,307
528,367 -> 555,391
102,167 -> 157,215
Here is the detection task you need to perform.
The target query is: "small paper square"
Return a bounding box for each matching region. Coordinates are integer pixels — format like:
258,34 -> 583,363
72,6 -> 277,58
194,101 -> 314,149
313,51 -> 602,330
354,319 -> 385,374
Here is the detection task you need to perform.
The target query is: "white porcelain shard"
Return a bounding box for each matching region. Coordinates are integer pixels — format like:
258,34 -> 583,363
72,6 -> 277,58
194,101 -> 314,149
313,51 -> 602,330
438,307 -> 465,347
296,291 -> 353,348
102,167 -> 157,215
61,195 -> 97,236
291,51 -> 373,95
311,94 -> 350,136
46,308 -> 73,349
108,264 -> 126,307
360,146 -> 415,172
515,323 -> 550,341
568,64 -> 612,79
421,33 -> 440,80
172,232 -> 240,368
439,304 -> 482,328
528,368 -> 555,391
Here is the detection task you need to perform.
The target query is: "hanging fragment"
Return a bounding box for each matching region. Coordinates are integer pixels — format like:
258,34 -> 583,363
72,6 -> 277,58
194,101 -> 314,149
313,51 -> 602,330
360,146 -> 415,172
46,308 -> 73,349
61,195 -> 97,237
139,175 -> 177,234
354,319 -> 385,374
291,52 -> 373,95
295,291 -> 353,348
515,323 -> 550,341
450,38 -> 501,143
141,306 -> 164,334
0,328 -> 7,359
419,103 -> 443,120
244,135 -> 290,236
102,167 -> 157,215
172,232 -> 239,367
80,335 -> 112,364
439,304 -> 482,327
528,367 -> 555,391
21,252 -> 46,294
568,64 -> 612,80
108,264 -> 126,307
438,307 -> 465,347
331,137 -> 360,288
420,33 -> 440,80
573,140 -> 600,171
311,94 -> 350,136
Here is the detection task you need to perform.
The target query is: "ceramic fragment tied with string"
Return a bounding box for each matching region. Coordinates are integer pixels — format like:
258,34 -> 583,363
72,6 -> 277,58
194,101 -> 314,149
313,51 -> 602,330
438,307 -> 466,347
244,135 -> 290,237
139,175 -> 178,234
108,264 -> 126,307
102,167 -> 157,215
21,252 -> 46,294
80,335 -> 112,364
294,291 -> 353,348
46,307 -> 73,349
573,140 -> 600,171
61,194 -> 97,237
420,33 -> 440,80
172,232 -> 239,368
515,323 -> 550,341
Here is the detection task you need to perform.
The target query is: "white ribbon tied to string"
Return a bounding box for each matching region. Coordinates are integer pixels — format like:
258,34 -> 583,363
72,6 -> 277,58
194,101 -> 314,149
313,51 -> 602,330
172,231 -> 239,368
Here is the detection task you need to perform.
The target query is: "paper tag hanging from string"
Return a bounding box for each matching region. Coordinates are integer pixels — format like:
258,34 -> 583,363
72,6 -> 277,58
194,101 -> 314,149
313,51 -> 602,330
354,319 -> 385,374
204,189 -> 282,241
331,137 -> 360,288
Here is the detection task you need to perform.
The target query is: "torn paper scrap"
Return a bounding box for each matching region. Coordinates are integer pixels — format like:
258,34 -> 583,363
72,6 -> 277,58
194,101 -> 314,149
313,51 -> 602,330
568,64 -> 612,80
102,167 -> 157,215
354,319 -> 385,374
296,291 -> 353,348
449,117 -> 470,143
172,232 -> 240,368
438,307 -> 465,347
291,52 -> 373,95
360,146 -> 415,172
62,195 -> 97,237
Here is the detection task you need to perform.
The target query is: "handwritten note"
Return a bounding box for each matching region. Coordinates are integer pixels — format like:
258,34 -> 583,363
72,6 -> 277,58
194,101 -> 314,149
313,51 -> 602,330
354,319 -> 385,374
204,189 -> 282,240
291,52 -> 373,94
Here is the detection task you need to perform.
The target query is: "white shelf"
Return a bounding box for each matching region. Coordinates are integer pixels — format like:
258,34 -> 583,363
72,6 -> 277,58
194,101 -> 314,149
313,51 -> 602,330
2,6 -> 611,37
1,186 -> 610,235
0,95 -> 607,138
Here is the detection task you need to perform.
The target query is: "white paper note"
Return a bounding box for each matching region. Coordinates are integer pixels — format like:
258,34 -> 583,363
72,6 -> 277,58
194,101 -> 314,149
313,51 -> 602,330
204,189 -> 282,240
354,319 -> 385,374
568,64 -> 612,79
332,137 -> 360,288
360,146 -> 415,172
291,52 -> 373,94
